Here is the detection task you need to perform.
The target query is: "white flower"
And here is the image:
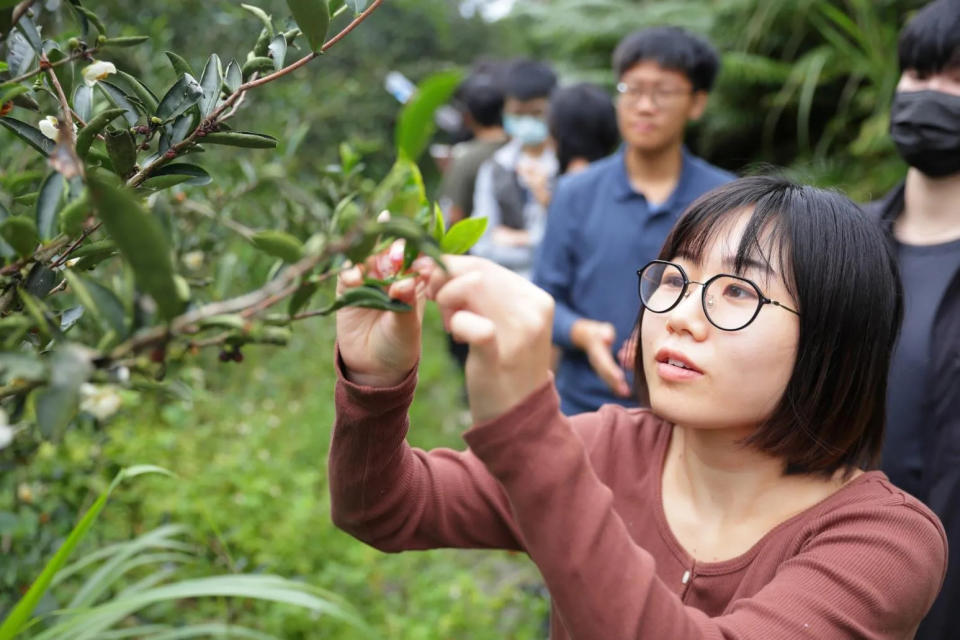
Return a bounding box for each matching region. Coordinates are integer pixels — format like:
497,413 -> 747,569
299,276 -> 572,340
79,383 -> 122,421
82,60 -> 117,87
38,115 -> 77,142
377,210 -> 391,223
0,409 -> 12,450
182,250 -> 205,271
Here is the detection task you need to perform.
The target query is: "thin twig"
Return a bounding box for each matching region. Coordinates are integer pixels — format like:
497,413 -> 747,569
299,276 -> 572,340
125,0 -> 384,188
49,222 -> 102,270
1,47 -> 96,87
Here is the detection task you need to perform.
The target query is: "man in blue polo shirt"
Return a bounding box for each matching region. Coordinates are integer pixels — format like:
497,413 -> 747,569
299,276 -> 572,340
533,27 -> 735,415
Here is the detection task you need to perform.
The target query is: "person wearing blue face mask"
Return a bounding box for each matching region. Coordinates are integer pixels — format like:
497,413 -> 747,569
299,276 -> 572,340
471,59 -> 559,279
863,2 -> 960,638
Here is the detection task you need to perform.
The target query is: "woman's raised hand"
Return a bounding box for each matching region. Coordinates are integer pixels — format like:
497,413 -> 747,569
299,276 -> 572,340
336,244 -> 429,388
427,255 -> 555,424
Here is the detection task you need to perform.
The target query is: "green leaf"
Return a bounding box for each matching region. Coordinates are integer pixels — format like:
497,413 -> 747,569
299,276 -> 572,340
198,54 -> 223,117
75,107 -> 125,158
251,230 -> 304,263
104,129 -> 137,178
141,163 -> 212,190
75,5 -> 106,35
286,0 -> 330,53
200,131 -> 277,148
241,3 -> 274,35
63,270 -> 127,337
267,34 -> 287,71
0,466 -> 171,640
396,69 -> 462,161
431,202 -> 445,244
73,84 -> 94,122
346,0 -> 368,14
163,51 -> 195,78
114,70 -> 160,114
288,281 -> 319,315
0,202 -> 16,258
0,62 -> 7,72
0,116 -> 54,155
224,59 -> 243,93
0,216 -> 38,257
441,216 -> 488,254
370,157 -> 428,219
155,73 -> 203,121
59,190 -> 90,236
14,15 -> 42,53
241,56 -> 275,80
6,30 -> 34,77
87,173 -> 185,321
102,35 -> 150,47
321,285 -> 411,315
17,287 -> 57,339
36,171 -> 65,241
0,84 -> 29,109
96,81 -> 140,126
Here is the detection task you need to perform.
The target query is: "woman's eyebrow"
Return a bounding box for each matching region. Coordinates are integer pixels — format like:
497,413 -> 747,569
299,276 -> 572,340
721,255 -> 775,276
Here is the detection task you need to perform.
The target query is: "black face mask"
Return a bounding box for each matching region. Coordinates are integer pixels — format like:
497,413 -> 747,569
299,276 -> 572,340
890,90 -> 960,178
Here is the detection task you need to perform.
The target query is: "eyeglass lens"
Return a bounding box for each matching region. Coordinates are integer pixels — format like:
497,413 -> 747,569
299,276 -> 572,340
639,262 -> 763,330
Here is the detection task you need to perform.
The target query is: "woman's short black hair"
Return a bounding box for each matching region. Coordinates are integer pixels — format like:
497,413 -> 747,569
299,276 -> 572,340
898,0 -> 960,75
612,26 -> 720,92
632,176 -> 903,476
456,74 -> 505,128
548,83 -> 620,173
503,59 -> 558,101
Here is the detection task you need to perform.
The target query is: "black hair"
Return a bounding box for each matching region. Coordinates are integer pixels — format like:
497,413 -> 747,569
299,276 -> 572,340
898,0 -> 960,75
503,59 -> 558,101
612,26 -> 720,92
549,83 -> 620,173
456,73 -> 505,128
632,176 -> 903,476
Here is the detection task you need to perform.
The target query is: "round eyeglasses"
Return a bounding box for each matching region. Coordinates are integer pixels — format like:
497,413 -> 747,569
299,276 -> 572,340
637,260 -> 799,331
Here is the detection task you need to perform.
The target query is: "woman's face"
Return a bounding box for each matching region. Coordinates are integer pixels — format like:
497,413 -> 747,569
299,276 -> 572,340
640,211 -> 800,432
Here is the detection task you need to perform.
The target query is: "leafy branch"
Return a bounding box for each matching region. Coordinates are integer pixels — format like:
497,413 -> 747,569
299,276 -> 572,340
125,0 -> 384,188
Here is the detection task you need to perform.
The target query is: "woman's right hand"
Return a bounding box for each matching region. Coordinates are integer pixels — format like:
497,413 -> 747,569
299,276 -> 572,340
335,244 -> 431,387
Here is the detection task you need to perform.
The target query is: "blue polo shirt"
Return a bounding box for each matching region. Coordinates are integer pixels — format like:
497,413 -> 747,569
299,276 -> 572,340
533,148 -> 734,415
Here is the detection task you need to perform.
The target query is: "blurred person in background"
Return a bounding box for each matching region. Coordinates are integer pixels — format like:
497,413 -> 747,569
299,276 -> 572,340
438,69 -> 510,226
864,2 -> 960,638
472,59 -> 559,279
534,27 -> 734,416
549,82 -> 620,175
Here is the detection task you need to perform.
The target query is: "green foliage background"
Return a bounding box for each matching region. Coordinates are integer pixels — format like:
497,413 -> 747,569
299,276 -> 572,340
0,0 -> 929,636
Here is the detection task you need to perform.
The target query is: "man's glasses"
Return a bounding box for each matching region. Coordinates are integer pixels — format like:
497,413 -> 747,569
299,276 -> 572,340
616,82 -> 691,108
637,260 -> 799,331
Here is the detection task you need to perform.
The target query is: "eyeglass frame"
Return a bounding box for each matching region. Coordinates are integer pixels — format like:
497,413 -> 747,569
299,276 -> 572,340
636,260 -> 800,331
615,81 -> 693,108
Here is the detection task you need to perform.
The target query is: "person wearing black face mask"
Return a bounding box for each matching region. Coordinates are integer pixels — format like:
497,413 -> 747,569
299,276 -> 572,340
864,2 -> 960,638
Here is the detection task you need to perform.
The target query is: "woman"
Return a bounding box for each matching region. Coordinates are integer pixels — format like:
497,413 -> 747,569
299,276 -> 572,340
330,176 -> 946,639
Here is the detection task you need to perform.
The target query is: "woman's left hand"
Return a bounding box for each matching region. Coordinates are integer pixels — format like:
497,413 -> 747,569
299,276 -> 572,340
426,255 -> 555,424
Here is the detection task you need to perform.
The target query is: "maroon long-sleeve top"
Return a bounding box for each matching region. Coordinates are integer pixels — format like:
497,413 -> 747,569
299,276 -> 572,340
329,357 -> 947,639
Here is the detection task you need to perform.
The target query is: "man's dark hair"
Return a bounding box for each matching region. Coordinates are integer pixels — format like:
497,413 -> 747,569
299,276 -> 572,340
456,74 -> 504,128
632,176 -> 903,476
612,26 -> 720,92
898,0 -> 960,75
549,83 -> 620,172
503,59 -> 557,101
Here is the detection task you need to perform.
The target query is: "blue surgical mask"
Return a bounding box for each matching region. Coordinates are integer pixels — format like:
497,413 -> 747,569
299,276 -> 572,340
504,114 -> 550,146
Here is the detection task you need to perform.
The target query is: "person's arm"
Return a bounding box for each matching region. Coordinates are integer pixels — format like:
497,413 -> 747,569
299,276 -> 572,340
532,179 -> 584,351
533,183 -> 630,396
471,161 -> 535,271
329,349 -> 524,552
464,381 -> 948,639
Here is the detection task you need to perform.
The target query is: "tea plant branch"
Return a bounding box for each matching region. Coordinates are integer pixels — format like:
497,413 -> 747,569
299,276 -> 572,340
44,64 -> 75,146
125,0 -> 384,188
108,231 -> 361,359
49,223 -> 102,270
1,46 -> 97,87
